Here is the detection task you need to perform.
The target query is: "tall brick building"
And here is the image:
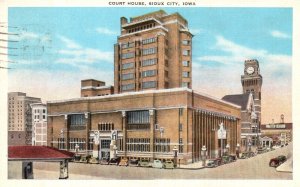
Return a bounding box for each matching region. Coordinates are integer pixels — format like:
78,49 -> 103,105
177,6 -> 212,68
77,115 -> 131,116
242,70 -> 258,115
114,10 -> 192,93
47,10 -> 241,164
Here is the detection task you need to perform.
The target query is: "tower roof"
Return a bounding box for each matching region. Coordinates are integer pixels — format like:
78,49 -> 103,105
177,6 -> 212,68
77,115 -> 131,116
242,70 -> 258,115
222,93 -> 251,110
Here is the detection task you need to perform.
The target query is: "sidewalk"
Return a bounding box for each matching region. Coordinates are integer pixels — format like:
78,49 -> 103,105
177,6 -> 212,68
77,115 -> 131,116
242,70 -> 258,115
177,161 -> 205,170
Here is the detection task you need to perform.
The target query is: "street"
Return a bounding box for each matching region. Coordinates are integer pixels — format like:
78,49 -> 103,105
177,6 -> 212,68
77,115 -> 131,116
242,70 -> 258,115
33,143 -> 292,180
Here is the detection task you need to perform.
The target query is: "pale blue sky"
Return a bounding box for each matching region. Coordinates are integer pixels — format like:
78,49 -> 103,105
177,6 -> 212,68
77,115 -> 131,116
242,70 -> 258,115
7,7 -> 292,123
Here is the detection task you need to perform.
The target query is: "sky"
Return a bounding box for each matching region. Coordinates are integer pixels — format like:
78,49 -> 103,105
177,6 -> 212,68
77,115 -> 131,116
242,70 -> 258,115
7,7 -> 292,124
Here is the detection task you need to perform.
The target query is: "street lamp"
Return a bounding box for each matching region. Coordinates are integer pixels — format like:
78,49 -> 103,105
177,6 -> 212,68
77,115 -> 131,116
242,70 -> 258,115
173,146 -> 178,168
75,143 -> 80,161
236,143 -> 240,158
201,145 -> 207,167
248,141 -> 252,152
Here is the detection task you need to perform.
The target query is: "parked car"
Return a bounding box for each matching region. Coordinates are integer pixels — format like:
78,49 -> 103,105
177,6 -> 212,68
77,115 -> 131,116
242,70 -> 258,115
88,157 -> 99,164
221,155 -> 231,164
240,152 -> 255,159
109,157 -> 121,165
228,154 -> 237,162
128,159 -> 139,167
269,155 -> 287,167
152,160 -> 163,169
163,160 -> 174,169
139,159 -> 151,167
118,158 -> 128,166
99,157 -> 110,165
206,159 -> 220,168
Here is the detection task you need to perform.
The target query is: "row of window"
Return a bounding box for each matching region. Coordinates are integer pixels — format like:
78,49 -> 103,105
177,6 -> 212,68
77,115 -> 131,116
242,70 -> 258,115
182,40 -> 191,45
142,37 -> 156,45
122,62 -> 134,70
121,48 -> 189,60
155,138 -> 171,153
122,73 -> 135,80
142,47 -> 157,56
121,52 -> 135,59
127,23 -> 156,34
122,42 -> 134,49
126,138 -> 151,152
141,69 -> 156,77
121,81 -> 157,91
127,110 -> 150,124
121,58 -> 158,70
98,123 -> 114,131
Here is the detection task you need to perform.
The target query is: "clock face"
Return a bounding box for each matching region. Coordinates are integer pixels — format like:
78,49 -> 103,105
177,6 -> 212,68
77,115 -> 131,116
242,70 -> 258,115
246,66 -> 255,75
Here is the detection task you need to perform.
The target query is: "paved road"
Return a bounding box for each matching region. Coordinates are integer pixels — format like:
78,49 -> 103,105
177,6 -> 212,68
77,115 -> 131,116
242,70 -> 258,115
33,144 -> 292,180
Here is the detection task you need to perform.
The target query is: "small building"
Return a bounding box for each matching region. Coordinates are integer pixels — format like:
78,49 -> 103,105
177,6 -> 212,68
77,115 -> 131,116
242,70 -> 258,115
8,146 -> 74,179
30,103 -> 47,146
81,79 -> 114,97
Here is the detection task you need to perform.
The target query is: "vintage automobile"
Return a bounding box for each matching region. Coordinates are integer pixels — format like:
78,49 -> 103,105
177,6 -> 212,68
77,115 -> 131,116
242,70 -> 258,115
269,155 -> 287,167
128,159 -> 139,167
240,152 -> 255,159
221,155 -> 231,164
99,157 -> 110,165
118,158 -> 128,166
228,154 -> 237,162
163,160 -> 175,169
206,159 -> 220,168
152,159 -> 163,169
109,157 -> 121,165
138,159 -> 151,167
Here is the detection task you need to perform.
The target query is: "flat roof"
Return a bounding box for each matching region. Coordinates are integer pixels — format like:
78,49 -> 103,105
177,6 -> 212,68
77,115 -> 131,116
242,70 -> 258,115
47,87 -> 241,109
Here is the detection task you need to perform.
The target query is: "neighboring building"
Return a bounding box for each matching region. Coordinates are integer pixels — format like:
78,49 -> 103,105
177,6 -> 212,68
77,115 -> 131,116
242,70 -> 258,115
222,93 -> 259,151
81,79 -> 114,97
261,115 -> 293,146
31,103 -> 47,146
8,92 -> 41,145
47,88 -> 241,164
114,10 -> 193,94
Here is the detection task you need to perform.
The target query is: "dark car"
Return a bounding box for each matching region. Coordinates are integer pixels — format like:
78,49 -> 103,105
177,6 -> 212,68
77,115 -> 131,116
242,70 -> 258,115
99,157 -> 110,165
229,155 -> 237,162
240,152 -> 255,159
269,155 -> 287,167
128,159 -> 139,167
109,157 -> 121,165
206,159 -> 220,168
221,155 -> 231,164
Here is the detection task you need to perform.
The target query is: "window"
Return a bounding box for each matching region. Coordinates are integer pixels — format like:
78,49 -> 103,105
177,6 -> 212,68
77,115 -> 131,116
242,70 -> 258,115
183,72 -> 190,78
121,83 -> 135,91
182,82 -> 189,87
121,52 -> 135,59
142,47 -> 157,56
122,42 -> 134,49
182,40 -> 190,45
101,140 -> 111,149
98,123 -> 114,131
182,61 -> 189,67
122,73 -> 134,80
179,138 -> 183,153
155,138 -> 170,152
155,124 -> 159,130
69,114 -> 86,126
69,138 -> 86,151
127,110 -> 150,124
141,58 -> 157,67
126,138 -> 150,152
58,138 -> 65,150
122,62 -> 134,70
142,81 -> 156,89
141,70 -> 156,77
142,37 -> 156,45
183,50 -> 190,56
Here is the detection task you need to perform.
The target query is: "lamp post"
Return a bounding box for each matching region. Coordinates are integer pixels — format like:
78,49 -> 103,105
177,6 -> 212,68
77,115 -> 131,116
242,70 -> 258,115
248,141 -> 252,152
201,145 -> 207,167
75,143 -> 80,161
173,146 -> 178,168
236,143 -> 240,158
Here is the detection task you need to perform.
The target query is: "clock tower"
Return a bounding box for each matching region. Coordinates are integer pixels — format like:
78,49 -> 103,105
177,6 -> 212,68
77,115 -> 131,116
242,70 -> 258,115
241,59 -> 263,128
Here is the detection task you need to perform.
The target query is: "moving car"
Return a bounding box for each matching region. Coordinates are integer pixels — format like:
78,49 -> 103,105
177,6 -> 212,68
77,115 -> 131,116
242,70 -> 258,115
128,159 -> 139,167
139,159 -> 151,167
118,158 -> 128,166
152,159 -> 163,169
163,160 -> 174,169
109,157 -> 121,165
99,157 -> 110,165
269,155 -> 287,167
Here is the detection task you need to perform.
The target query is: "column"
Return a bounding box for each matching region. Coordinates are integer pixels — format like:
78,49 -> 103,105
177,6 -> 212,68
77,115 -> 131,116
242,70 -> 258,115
149,109 -> 155,161
64,115 -> 68,150
85,112 -> 90,154
121,111 -> 127,157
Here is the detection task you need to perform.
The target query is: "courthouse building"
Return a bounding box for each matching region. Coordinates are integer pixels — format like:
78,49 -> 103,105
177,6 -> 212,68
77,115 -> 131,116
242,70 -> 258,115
47,10 -> 241,164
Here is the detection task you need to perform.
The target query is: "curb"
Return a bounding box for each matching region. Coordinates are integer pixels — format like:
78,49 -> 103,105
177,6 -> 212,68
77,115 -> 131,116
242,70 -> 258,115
176,167 -> 205,170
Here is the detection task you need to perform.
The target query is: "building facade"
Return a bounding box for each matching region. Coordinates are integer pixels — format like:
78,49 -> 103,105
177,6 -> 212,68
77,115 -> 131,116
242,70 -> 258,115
222,93 -> 258,151
81,79 -> 114,97
8,92 -> 41,145
47,88 -> 241,164
31,103 -> 47,146
114,10 -> 193,94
